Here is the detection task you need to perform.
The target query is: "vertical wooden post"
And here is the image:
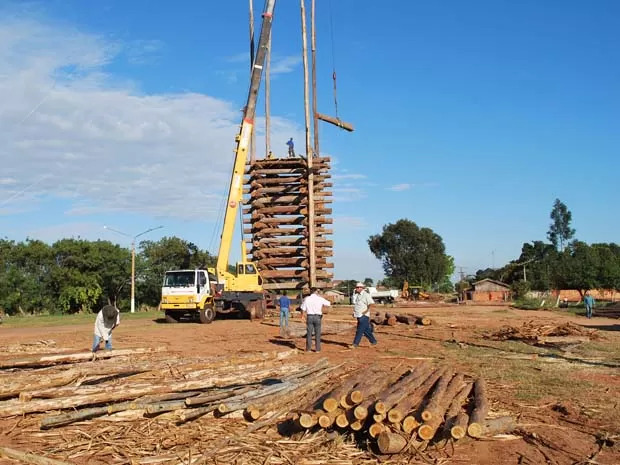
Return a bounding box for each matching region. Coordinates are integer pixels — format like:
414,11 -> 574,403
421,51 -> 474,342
300,0 -> 316,287
311,0 -> 319,158
249,0 -> 256,163
265,29 -> 272,157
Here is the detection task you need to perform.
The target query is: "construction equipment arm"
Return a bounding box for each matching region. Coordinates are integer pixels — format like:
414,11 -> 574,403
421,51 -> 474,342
216,0 -> 276,277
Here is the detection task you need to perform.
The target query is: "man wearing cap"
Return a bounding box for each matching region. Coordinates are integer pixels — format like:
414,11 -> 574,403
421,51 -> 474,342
301,287 -> 331,352
351,282 -> 377,348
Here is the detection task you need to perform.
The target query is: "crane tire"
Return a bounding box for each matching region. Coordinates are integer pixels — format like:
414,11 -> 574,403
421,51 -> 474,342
199,305 -> 215,324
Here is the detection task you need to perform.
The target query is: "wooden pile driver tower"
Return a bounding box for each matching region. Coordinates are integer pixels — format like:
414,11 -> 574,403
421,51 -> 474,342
243,157 -> 333,291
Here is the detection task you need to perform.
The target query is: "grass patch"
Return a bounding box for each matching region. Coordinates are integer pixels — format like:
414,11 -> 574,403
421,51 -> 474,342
1,310 -> 161,328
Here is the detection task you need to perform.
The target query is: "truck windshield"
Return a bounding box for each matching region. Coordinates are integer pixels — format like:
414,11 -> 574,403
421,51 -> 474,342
163,271 -> 195,287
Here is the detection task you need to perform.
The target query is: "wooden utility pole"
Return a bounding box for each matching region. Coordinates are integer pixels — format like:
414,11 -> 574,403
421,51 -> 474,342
300,0 -> 316,287
265,28 -> 272,157
311,0 -> 319,157
249,0 -> 256,163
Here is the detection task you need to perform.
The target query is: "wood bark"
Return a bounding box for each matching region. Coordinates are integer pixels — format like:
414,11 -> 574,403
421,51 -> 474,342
481,416 -> 517,436
386,367 -> 446,424
417,373 -> 467,440
0,365 -> 293,417
420,371 -> 460,422
353,369 -> 404,420
377,432 -> 408,454
395,313 -> 431,326
316,112 -> 354,132
467,378 -> 488,438
322,369 -> 373,412
374,364 -> 434,415
440,382 -> 473,439
0,347 -> 164,369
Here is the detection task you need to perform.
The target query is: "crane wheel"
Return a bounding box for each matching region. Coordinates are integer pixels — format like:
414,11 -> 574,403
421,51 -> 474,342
199,305 -> 215,324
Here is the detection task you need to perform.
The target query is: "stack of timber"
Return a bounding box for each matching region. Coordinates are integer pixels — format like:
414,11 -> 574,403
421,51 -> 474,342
0,347 -> 517,463
371,311 -> 432,327
244,157 -> 333,290
291,362 -> 517,455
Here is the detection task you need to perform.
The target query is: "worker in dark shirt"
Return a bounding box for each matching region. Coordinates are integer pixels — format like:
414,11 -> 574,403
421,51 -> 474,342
278,290 -> 291,337
286,138 -> 295,158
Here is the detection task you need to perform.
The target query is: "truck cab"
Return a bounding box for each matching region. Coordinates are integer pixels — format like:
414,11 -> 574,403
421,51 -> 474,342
160,269 -> 216,323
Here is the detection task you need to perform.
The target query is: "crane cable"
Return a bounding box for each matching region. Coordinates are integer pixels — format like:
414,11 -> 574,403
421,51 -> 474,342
328,0 -> 339,118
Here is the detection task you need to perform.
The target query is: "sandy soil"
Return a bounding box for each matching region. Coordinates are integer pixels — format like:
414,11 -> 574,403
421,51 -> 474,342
0,304 -> 618,464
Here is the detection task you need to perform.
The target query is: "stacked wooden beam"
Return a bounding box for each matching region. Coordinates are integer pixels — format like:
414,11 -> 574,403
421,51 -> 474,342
244,157 -> 333,290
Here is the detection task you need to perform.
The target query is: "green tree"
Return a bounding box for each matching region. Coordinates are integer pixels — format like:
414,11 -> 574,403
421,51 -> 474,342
335,280 -> 358,296
547,198 -> 576,252
551,241 -> 599,298
363,277 -> 374,287
368,219 -> 453,289
138,237 -> 216,307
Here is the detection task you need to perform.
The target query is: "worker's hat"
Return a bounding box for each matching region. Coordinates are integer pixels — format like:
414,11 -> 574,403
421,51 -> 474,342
355,282 -> 365,288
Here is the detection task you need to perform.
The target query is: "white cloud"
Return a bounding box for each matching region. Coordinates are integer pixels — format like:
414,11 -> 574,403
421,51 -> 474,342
0,17 -> 303,221
332,173 -> 367,180
270,55 -> 301,75
387,183 -> 412,192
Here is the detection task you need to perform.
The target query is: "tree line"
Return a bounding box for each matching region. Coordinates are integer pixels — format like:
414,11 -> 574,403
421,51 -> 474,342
0,237 -> 215,315
466,199 -> 620,297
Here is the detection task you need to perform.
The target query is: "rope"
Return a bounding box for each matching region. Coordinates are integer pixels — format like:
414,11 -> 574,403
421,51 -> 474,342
328,0 -> 339,118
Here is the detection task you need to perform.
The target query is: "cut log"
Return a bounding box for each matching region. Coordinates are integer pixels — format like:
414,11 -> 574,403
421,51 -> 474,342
482,416 -> 517,436
451,412 -> 469,439
40,405 -> 110,429
417,373 -> 465,441
185,387 -> 252,406
0,365 -> 297,417
335,411 -> 349,428
375,365 -> 436,415
395,313 -> 431,326
467,379 -> 489,438
0,347 -> 165,369
369,422 -> 385,438
317,408 -> 343,428
353,369 -> 405,420
386,368 -> 447,424
371,312 -> 385,325
322,369 -> 373,412
299,411 -> 319,428
316,112 -> 354,132
440,382 -> 473,440
377,431 -> 408,454
420,371 -> 458,422
0,446 -> 73,465
177,404 -> 218,424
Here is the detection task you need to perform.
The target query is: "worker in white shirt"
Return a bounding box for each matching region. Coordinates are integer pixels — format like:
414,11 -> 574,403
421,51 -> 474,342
300,287 -> 331,352
351,282 -> 377,348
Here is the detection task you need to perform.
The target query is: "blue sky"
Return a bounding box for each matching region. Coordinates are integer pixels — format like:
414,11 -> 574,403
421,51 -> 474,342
1,0 -> 618,282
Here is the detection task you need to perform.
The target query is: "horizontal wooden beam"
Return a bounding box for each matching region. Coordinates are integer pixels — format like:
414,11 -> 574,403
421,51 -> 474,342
249,175 -> 331,186
316,112 -> 354,132
260,269 -> 332,279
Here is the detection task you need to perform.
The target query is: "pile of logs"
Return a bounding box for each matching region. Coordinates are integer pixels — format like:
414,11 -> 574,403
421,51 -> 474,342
487,320 -> 600,348
292,362 -> 517,455
0,348 -> 348,429
244,157 -> 333,290
372,312 -> 432,326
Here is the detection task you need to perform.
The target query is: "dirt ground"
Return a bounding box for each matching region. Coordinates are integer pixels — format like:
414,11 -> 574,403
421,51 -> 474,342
1,304 -> 619,464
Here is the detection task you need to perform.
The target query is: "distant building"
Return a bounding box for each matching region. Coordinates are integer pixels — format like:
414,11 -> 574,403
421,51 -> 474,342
466,278 -> 511,302
324,289 -> 346,304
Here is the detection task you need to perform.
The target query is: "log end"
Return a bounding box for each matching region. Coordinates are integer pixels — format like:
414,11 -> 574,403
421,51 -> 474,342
402,416 -> 420,434
467,422 -> 483,438
373,413 -> 386,423
421,410 -> 432,422
339,395 -> 353,409
374,401 -> 386,415
350,420 -> 363,431
322,397 -> 338,412
451,425 -> 467,439
349,390 -> 363,404
418,424 -> 436,441
369,422 -> 385,438
387,409 -> 403,424
353,405 -> 368,420
299,413 -> 317,429
318,414 -> 333,428
335,413 -> 349,428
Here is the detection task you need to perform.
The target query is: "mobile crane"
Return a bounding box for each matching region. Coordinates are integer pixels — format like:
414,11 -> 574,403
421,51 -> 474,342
160,0 -> 276,324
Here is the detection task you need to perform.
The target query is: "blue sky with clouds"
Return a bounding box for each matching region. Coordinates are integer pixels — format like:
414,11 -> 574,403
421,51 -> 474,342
1,0 -> 619,282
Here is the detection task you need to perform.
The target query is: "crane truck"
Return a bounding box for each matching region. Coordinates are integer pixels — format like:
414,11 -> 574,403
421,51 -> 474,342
160,0 -> 276,324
